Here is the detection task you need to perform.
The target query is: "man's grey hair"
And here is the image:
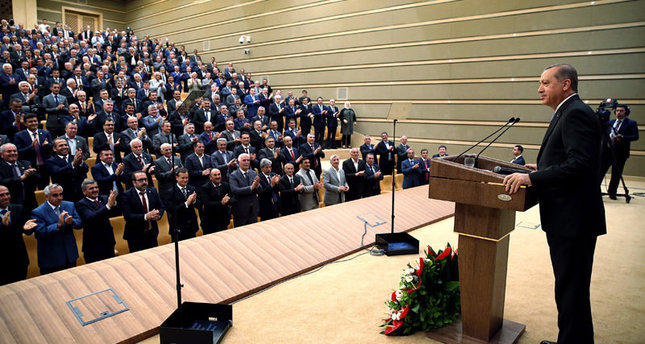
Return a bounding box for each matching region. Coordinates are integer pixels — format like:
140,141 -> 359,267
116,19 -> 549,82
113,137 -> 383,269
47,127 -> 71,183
0,143 -> 16,154
130,138 -> 142,148
260,158 -> 272,167
81,179 -> 97,191
44,183 -> 63,196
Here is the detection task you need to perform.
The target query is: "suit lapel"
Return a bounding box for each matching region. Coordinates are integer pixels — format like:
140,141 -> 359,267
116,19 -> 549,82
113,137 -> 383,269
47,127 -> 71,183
537,95 -> 578,163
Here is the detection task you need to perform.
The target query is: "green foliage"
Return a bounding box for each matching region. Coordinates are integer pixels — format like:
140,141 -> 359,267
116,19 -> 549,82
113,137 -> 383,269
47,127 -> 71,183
380,243 -> 461,336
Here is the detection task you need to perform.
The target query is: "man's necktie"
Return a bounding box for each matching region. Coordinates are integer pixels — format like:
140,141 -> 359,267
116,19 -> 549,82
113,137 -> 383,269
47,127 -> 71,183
181,187 -> 187,199
33,132 -> 44,165
140,191 -> 151,230
290,148 -> 295,160
94,200 -> 100,208
137,155 -> 143,167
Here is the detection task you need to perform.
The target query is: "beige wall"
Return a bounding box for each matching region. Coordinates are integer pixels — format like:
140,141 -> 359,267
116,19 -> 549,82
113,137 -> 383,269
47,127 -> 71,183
12,0 -> 38,29
33,0 -> 644,176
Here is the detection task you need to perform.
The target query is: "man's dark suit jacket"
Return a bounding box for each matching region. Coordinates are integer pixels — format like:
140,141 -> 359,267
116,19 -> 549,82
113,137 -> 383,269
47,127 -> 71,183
14,129 -> 54,167
609,117 -> 639,159
229,168 -> 262,227
45,154 -> 88,202
0,203 -> 30,285
278,174 -> 301,216
122,152 -> 154,185
418,157 -> 430,185
395,143 -> 409,172
166,184 -> 200,240
211,150 -> 235,181
120,186 -> 164,252
0,159 -> 39,211
375,140 -> 394,174
268,103 -> 284,131
258,147 -> 282,175
257,172 -> 280,220
363,163 -> 383,197
249,129 -> 265,150
199,181 -> 231,234
342,158 -> 366,201
530,95 -> 606,237
359,143 -> 377,164
511,155 -> 525,166
299,142 -> 325,178
57,135 -> 90,161
279,146 -> 301,174
232,145 -> 258,169
93,131 -> 123,162
154,155 -> 183,194
75,196 -> 118,263
178,133 -> 198,159
91,162 -> 126,196
184,153 -> 213,187
119,128 -> 152,155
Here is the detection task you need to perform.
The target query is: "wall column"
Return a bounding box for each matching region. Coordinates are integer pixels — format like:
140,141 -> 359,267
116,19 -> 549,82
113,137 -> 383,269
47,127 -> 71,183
12,0 -> 38,29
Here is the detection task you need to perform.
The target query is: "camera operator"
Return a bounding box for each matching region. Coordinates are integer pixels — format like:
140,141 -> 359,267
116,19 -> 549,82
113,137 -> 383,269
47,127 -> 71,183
604,104 -> 639,199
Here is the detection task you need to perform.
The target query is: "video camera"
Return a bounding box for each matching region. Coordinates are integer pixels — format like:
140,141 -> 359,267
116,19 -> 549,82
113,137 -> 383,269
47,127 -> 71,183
596,98 -> 619,124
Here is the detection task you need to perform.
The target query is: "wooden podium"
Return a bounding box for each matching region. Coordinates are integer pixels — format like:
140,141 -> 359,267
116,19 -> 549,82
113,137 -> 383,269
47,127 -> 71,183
427,155 -> 537,344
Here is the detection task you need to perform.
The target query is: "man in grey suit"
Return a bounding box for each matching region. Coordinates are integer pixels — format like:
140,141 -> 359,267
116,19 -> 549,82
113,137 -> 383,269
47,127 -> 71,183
42,83 -> 69,137
323,154 -> 349,206
153,143 -> 183,193
120,116 -> 152,155
211,138 -> 236,181
228,153 -> 262,227
220,119 -> 241,151
152,121 -> 177,156
58,122 -> 89,161
295,157 -> 321,211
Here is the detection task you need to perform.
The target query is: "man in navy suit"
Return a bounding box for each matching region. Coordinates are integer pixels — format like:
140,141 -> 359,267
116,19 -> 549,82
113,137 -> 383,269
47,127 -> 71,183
503,64 -> 606,344
325,99 -> 339,149
375,132 -> 394,175
199,168 -> 231,234
604,104 -> 639,199
279,136 -> 301,173
363,153 -> 383,197
185,141 -> 213,188
122,138 -> 155,186
360,136 -> 377,163
14,113 -> 53,188
233,132 -> 258,169
166,168 -> 200,241
0,143 -> 39,211
268,95 -> 285,133
91,149 -> 126,196
312,97 -> 328,146
342,148 -> 366,201
283,118 -> 304,148
229,153 -> 262,227
75,180 -> 118,263
120,170 -> 165,252
401,148 -> 420,189
0,185 -> 31,285
510,145 -> 526,165
45,138 -> 88,202
299,133 -> 325,178
278,163 -> 303,216
257,158 -> 281,221
31,184 -> 83,274
244,87 -> 261,119
211,138 -> 236,181
418,148 -> 430,185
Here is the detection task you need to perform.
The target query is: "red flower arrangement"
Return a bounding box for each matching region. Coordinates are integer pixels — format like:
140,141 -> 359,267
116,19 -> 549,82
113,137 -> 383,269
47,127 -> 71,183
380,243 -> 460,336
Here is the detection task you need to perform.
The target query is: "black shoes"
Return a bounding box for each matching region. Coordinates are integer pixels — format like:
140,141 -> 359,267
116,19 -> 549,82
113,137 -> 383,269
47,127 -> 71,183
609,194 -> 617,200
540,341 -> 556,344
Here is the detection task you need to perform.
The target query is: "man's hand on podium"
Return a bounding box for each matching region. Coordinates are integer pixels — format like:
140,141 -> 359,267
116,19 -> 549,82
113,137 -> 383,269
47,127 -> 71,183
503,172 -> 532,195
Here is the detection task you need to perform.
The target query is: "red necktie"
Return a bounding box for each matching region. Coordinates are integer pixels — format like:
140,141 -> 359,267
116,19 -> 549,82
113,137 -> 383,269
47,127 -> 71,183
290,148 -> 295,160
140,191 -> 150,230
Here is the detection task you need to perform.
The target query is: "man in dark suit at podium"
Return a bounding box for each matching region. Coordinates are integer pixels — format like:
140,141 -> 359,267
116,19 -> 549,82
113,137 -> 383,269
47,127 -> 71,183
503,64 -> 606,344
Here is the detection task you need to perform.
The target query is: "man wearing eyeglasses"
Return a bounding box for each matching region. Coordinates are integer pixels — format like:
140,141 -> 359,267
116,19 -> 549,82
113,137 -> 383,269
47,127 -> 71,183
31,183 -> 83,275
120,170 -> 164,252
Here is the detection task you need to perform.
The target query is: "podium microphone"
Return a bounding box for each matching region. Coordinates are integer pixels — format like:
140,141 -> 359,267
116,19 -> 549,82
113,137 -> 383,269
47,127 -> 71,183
453,117 -> 515,163
493,165 -> 529,175
475,117 -> 521,161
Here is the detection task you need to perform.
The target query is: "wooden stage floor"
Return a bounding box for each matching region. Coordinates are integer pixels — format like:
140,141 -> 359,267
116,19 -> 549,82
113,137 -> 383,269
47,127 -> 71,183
0,187 -> 454,344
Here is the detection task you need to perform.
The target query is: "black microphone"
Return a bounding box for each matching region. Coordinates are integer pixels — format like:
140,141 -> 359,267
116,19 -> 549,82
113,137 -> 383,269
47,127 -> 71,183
475,117 -> 521,161
453,117 -> 515,163
493,165 -> 529,175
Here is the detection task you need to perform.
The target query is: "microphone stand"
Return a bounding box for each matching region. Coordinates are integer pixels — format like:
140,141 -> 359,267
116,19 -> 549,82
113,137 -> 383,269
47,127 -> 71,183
453,117 -> 514,163
475,118 -> 521,165
169,119 -> 183,318
390,119 -> 397,234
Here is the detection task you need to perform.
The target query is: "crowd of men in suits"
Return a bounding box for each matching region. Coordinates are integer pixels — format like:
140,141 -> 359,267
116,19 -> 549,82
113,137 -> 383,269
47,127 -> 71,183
0,18 -> 372,285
